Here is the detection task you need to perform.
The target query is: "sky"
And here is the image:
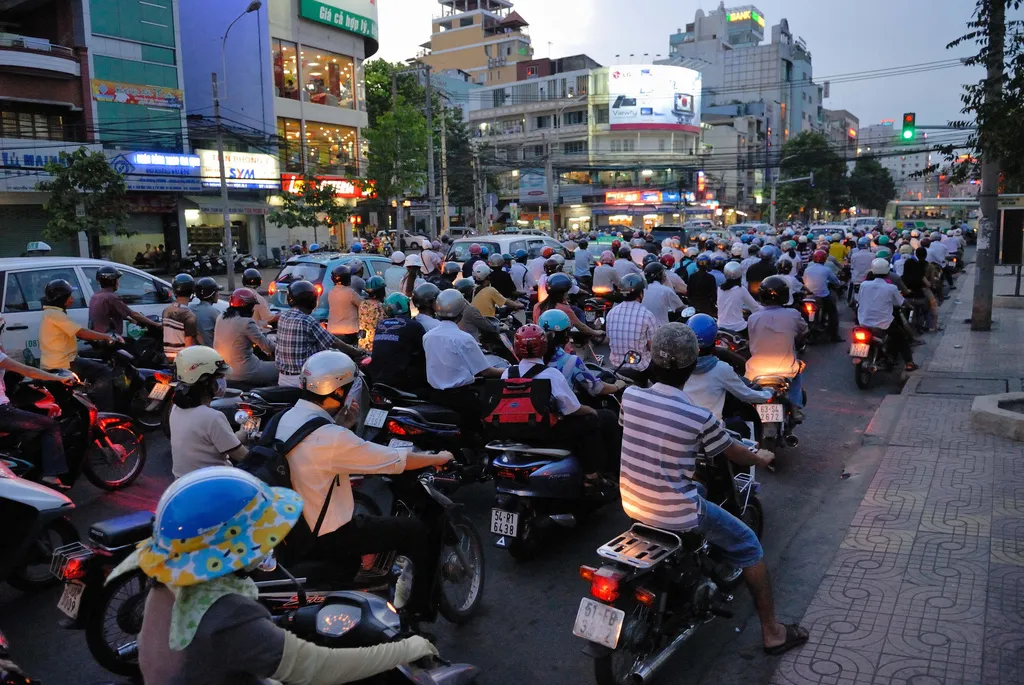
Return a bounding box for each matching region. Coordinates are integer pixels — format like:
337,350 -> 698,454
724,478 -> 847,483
373,0 -> 987,127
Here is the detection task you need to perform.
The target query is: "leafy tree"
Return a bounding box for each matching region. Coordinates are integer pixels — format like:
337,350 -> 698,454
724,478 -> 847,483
36,147 -> 129,258
364,59 -> 426,128
847,158 -> 897,212
439,109 -> 478,208
269,174 -> 352,245
365,99 -> 429,228
775,131 -> 849,220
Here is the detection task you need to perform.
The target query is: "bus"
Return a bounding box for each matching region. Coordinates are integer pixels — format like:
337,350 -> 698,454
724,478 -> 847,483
883,199 -> 979,234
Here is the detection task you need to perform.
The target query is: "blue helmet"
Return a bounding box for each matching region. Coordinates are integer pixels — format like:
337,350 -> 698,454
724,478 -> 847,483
687,314 -> 719,350
480,246 -> 489,257
351,243 -> 363,253
309,243 -> 320,252
695,252 -> 712,266
514,248 -> 528,261
740,234 -> 752,244
537,308 -> 572,333
857,236 -> 870,248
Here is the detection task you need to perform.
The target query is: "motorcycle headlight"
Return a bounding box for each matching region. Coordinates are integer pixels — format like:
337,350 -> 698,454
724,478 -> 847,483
316,605 -> 361,637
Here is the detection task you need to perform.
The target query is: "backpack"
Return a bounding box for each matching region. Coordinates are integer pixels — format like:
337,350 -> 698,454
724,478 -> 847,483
239,411 -> 331,490
481,365 -> 559,439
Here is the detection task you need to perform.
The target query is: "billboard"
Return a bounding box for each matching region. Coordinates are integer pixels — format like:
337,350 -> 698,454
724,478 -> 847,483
607,66 -> 702,133
299,0 -> 378,41
198,150 -> 280,190
519,168 -> 555,204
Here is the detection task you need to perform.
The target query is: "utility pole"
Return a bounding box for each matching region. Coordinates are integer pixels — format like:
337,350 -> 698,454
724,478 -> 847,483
439,103 -> 450,236
545,133 -> 557,238
391,71 -> 404,246
972,0 -> 1006,331
471,149 -> 482,231
211,72 -> 235,291
424,65 -> 437,240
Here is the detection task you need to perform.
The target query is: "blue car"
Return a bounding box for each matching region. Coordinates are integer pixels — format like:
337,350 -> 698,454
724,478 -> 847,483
267,252 -> 391,320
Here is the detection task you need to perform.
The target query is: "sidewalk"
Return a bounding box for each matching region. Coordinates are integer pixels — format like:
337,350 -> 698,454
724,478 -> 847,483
772,270 -> 1024,685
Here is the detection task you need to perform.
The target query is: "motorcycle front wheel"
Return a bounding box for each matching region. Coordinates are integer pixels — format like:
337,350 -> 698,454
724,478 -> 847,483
84,423 -> 147,491
6,517 -> 78,592
437,512 -> 485,624
85,569 -> 147,678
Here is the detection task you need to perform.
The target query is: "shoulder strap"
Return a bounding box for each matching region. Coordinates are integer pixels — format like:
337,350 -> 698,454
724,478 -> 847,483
507,367 -> 521,379
281,416 -> 332,455
312,474 -> 340,538
523,364 -> 546,379
256,410 -> 285,446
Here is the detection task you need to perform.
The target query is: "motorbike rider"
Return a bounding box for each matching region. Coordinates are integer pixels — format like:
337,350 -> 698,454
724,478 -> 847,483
538,309 -> 623,398
327,265 -> 362,344
368,294 -> 428,392
573,239 -> 594,289
687,253 -> 719,317
163,273 -> 199,362
739,244 -> 761,284
534,273 -> 603,339
213,288 -> 277,388
486,252 -> 519,298
412,282 -> 441,332
436,261 -> 461,292
618,323 -> 807,656
169,346 -> 248,478
925,232 -> 955,291
190,276 -> 221,346
129,467 -> 439,684
745,276 -> 807,421
592,250 -> 619,295
87,265 -> 161,336
858,259 -> 918,371
421,240 -> 443,279
718,261 -> 762,336
383,251 -> 407,294
471,262 -> 524,317
400,253 -> 427,297
358,276 -> 388,352
641,262 -> 684,326
510,248 -> 533,294
802,250 -> 843,342
660,254 -> 688,296
345,258 -> 367,296
276,280 -> 362,387
241,268 -> 277,330
744,247 -> 778,299
613,246 -> 642,281
462,243 -> 486,279
849,236 -> 876,304
682,246 -> 701,279
605,274 -> 658,384
452,277 -> 498,342
775,259 -> 804,306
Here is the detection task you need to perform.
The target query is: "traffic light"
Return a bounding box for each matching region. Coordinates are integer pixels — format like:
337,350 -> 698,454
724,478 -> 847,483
901,113 -> 916,141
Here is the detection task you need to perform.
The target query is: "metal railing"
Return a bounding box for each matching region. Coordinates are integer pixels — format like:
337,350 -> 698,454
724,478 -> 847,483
0,33 -> 76,59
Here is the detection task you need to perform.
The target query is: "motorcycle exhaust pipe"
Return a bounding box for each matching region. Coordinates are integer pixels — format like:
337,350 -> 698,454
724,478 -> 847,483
548,514 -> 577,528
630,624 -> 698,684
117,641 -> 139,661
784,434 -> 800,448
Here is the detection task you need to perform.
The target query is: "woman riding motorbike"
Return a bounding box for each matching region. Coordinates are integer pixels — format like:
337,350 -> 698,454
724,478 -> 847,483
532,274 -> 603,341
213,288 -> 277,389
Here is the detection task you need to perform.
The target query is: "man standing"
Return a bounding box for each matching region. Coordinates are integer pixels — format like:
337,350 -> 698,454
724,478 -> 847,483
88,265 -> 161,336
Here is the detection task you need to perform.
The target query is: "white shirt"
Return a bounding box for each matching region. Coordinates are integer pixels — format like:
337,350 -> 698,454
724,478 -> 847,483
613,259 -> 642,281
780,274 -> 804,305
414,313 -> 440,332
739,256 -> 760,284
510,262 -> 530,293
665,269 -> 687,295
857,278 -> 904,329
926,241 -> 949,265
592,264 -> 619,293
717,285 -> 762,332
630,248 -> 649,266
850,249 -> 876,284
684,358 -> 773,419
641,281 -> 684,326
527,257 -> 547,285
501,358 -> 581,416
423,320 -> 491,389
421,249 -> 441,275
279,399 -> 408,535
384,265 -> 406,294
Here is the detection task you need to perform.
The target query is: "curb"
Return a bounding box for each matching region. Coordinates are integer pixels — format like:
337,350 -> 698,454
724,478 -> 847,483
971,392 -> 1024,441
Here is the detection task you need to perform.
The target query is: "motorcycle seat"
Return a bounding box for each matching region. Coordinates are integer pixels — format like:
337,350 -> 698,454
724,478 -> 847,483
249,386 -> 303,405
89,511 -> 155,549
397,404 -> 462,426
373,384 -> 423,403
484,441 -> 573,459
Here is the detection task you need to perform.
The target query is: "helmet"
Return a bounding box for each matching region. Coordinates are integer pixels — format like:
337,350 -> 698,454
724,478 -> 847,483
618,273 -> 646,299
611,239 -> 621,252
686,314 -> 718,350
899,244 -> 914,255
514,249 -> 528,262
365,276 -> 386,296
136,467 -> 302,587
412,282 -> 440,312
954,228 -> 963,236
404,254 -> 423,269
777,258 -> 794,275
731,243 -> 744,256
829,234 -> 840,243
351,243 -> 363,253
711,255 -> 727,270
551,254 -> 565,267
287,280 -> 319,310
857,237 -> 871,248
228,288 -> 258,309
242,268 -> 262,288
309,243 -> 320,253
174,345 -> 230,384
541,247 -> 554,258
345,259 -> 364,277
513,324 -> 548,359
546,273 -> 573,298
442,262 -> 461,279
947,229 -> 956,236
696,252 -> 711,267
172,273 -> 195,298
543,258 -> 560,275
650,323 -> 699,370
901,230 -> 911,238
195,277 -> 219,302
96,264 -> 121,287
781,241 -> 795,251
472,262 -> 492,281
931,231 -> 942,240
698,233 -> 709,242
643,261 -> 665,283
431,241 -> 441,250
798,235 -> 808,244
435,289 -> 467,320
685,247 -> 698,258
489,253 -> 505,268
871,258 -> 891,276
600,250 -> 615,265
480,246 -> 489,257
537,308 -> 572,333
301,350 -> 358,395
618,247 -> 631,259
453,278 -> 475,299
759,276 -> 790,306
659,254 -> 676,268
331,265 -> 351,285
812,250 -> 827,264
876,248 -> 892,259
759,246 -> 774,259
877,235 -> 890,246
390,250 -> 407,265
383,292 -> 411,317
723,262 -> 742,280
642,254 -> 658,267
921,237 -> 932,248
910,230 -> 920,238
741,234 -> 752,244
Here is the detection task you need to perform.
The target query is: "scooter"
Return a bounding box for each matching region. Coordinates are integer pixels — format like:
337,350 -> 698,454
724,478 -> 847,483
850,324 -> 902,390
748,361 -> 805,455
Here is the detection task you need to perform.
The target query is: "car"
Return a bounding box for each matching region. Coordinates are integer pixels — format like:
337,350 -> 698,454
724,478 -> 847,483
728,222 -> 772,236
444,234 -> 573,269
0,257 -> 180,363
648,226 -> 688,247
807,224 -> 850,242
266,252 -> 392,321
683,219 -> 715,231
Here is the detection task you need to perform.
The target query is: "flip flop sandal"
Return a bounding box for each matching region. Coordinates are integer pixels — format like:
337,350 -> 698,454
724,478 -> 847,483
763,624 -> 809,656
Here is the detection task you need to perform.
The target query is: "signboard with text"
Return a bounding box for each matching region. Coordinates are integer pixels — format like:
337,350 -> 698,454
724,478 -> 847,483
519,168 -> 553,204
608,65 -> 702,133
0,141 -> 102,192
299,0 -> 378,40
198,150 -> 279,190
107,151 -> 201,192
280,173 -> 376,198
92,81 -> 184,109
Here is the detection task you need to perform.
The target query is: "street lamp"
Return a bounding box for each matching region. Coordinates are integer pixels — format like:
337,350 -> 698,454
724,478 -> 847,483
212,0 -> 262,291
545,94 -> 587,237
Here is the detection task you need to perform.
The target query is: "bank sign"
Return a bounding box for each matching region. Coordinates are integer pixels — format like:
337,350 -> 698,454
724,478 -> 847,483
0,142 -> 102,192
198,150 -> 280,190
299,0 -> 378,40
107,151 -> 201,192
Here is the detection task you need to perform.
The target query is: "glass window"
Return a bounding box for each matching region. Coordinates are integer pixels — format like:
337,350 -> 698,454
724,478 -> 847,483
299,46 -> 356,110
4,268 -> 85,313
273,38 -> 299,100
82,268 -> 163,305
304,121 -> 359,175
277,117 -> 302,172
446,241 -> 500,262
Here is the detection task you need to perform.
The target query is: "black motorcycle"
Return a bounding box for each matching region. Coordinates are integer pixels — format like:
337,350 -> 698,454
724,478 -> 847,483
850,324 -> 902,390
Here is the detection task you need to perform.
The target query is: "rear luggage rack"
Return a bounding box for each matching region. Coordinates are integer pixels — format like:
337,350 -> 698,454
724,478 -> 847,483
597,523 -> 681,569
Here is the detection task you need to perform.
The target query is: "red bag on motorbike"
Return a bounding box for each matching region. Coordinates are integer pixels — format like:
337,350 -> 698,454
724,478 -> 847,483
481,366 -> 559,439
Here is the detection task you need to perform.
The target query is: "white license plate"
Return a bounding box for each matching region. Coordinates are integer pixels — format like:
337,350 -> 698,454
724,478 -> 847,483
573,597 -> 625,649
388,438 -> 414,448
57,581 -> 85,619
756,403 -> 784,424
365,408 -> 388,428
148,382 -> 171,400
849,343 -> 870,358
490,509 -> 519,537
585,311 -> 596,322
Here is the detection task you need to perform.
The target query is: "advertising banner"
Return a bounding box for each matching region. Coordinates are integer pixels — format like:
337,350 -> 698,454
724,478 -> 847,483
107,151 -> 201,192
519,168 -> 552,204
198,150 -> 280,190
299,0 -> 378,40
280,173 -> 376,198
607,66 -> 702,133
92,81 -> 184,109
0,142 -> 102,192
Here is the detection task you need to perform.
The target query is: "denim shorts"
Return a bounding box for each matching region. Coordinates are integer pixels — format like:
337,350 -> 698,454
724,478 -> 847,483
696,497 -> 764,569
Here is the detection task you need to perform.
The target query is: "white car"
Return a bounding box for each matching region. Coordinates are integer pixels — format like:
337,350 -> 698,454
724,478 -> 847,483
0,257 -> 179,363
444,234 -> 574,270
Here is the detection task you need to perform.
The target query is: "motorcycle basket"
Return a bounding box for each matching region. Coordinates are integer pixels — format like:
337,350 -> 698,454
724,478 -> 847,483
50,541 -> 94,581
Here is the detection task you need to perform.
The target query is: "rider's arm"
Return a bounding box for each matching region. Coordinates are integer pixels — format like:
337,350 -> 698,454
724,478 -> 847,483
129,309 -> 161,330
246,320 -> 275,355
272,630 -> 437,685
723,439 -> 773,469
0,355 -> 73,384
477,367 -> 504,379
716,363 -> 773,405
76,327 -> 117,344
741,288 -> 763,314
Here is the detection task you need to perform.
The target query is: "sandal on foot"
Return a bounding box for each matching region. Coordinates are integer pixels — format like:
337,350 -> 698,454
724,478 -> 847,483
763,624 -> 809,656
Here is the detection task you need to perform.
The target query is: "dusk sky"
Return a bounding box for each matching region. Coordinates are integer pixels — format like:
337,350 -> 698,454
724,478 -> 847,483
374,0 -> 989,128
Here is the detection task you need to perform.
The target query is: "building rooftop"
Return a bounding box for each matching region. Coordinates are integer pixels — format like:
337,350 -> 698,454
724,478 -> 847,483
438,0 -> 513,12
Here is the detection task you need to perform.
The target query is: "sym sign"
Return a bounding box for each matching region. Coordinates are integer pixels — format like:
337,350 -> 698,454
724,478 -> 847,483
607,66 -> 702,133
198,150 -> 280,190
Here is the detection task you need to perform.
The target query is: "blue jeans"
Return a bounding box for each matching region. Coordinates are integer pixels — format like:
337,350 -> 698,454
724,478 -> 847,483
697,496 -> 764,569
0,403 -> 66,476
787,372 -> 804,409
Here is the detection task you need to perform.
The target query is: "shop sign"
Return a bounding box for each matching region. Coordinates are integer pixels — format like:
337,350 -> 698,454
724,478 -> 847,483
299,0 -> 378,40
198,150 -> 280,190
662,191 -> 680,203
92,81 -> 184,109
107,151 -> 201,192
0,142 -> 102,192
606,190 -> 665,204
280,173 -> 376,198
519,167 -> 553,204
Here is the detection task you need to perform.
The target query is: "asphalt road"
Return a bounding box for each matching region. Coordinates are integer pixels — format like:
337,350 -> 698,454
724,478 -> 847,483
0,292 -> 942,685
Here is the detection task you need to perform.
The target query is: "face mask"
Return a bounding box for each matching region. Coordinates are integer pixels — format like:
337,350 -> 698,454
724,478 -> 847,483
215,377 -> 227,398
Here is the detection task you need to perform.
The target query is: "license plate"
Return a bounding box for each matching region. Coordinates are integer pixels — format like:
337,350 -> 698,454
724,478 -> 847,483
756,403 -> 784,424
365,408 -> 388,428
388,438 -> 414,448
573,597 -> 625,649
57,581 -> 85,619
490,509 -> 519,537
849,343 -> 870,358
148,382 -> 171,400
585,311 -> 596,322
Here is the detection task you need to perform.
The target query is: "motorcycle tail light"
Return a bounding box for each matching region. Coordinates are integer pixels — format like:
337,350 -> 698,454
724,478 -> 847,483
589,568 -> 625,603
853,328 -> 871,343
579,565 -> 597,582
368,389 -> 392,407
495,464 -> 542,483
386,418 -> 425,436
635,587 -> 657,607
268,281 -> 278,296
60,555 -> 88,581
803,301 -> 817,315
154,371 -> 173,385
314,283 -> 324,296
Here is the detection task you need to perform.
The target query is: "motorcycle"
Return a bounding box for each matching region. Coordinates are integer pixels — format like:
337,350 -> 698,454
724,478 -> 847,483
573,435 -> 764,685
850,324 -> 901,390
231,385 -> 303,433
795,293 -> 835,345
748,362 -> 804,454
88,341 -> 174,433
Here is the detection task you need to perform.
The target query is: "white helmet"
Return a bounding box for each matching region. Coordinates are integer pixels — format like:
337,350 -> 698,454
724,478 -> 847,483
660,246 -> 674,256
404,253 -> 423,268
551,254 -> 566,266
300,350 -> 358,396
174,346 -> 230,385
731,243 -> 743,256
390,250 -> 406,265
723,261 -> 743,280
472,261 -> 492,281
954,228 -> 962,236
685,246 -> 698,258
931,231 -> 942,240
798,235 -> 809,244
870,258 -> 891,276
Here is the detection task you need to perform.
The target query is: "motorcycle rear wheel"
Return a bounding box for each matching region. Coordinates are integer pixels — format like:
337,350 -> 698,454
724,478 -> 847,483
85,568 -> 146,678
437,512 -> 485,624
84,424 -> 147,491
594,608 -> 655,685
854,361 -> 872,390
6,517 -> 78,592
129,386 -> 165,431
737,495 -> 764,539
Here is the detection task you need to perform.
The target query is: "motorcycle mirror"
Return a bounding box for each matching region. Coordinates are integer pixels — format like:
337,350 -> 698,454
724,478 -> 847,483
625,350 -> 642,366
256,552 -> 278,573
680,306 -> 696,320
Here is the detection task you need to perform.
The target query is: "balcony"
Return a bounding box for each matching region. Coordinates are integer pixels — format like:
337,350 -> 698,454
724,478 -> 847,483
0,32 -> 79,77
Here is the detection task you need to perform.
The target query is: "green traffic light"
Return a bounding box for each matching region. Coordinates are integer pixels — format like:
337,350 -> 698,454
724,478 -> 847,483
902,130 -> 913,140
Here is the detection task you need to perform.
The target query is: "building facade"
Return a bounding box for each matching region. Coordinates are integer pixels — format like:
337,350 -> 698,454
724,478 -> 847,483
859,121 -> 936,200
823,108 -> 859,159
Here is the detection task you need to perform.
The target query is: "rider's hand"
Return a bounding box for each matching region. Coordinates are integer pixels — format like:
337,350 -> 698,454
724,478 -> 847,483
755,449 -> 776,469
399,635 -> 439,661
614,379 -> 628,391
58,374 -> 77,387
434,451 -> 455,464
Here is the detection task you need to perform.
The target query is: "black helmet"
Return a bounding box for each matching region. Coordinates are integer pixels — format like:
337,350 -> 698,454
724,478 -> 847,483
195,277 -> 219,302
514,249 -> 528,263
287,279 -> 319,310
96,264 -> 121,288
172,273 -> 195,298
578,239 -> 589,250
546,273 -> 573,298
242,268 -> 262,288
618,273 -> 646,300
644,261 -> 666,283
642,253 -> 658,267
543,258 -> 560,276
443,262 -> 461,279
412,282 -> 441,312
776,259 -> 793,275
42,278 -> 74,308
617,247 -> 631,259
331,264 -> 351,286
759,276 -> 790,306
453,277 -> 475,300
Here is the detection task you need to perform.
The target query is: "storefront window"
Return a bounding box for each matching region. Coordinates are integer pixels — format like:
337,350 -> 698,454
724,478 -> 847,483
355,59 -> 366,111
184,211 -> 250,254
305,121 -> 359,175
273,38 -> 299,100
299,47 -> 356,109
277,117 -> 303,172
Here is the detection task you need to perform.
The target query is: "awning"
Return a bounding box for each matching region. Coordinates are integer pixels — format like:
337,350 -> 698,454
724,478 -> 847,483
184,196 -> 270,215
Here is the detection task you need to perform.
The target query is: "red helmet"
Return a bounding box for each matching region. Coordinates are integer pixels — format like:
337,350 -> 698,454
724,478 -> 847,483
229,287 -> 258,308
812,250 -> 828,264
541,247 -> 554,258
659,254 -> 676,268
469,243 -> 482,255
513,324 -> 548,359
611,239 -> 621,252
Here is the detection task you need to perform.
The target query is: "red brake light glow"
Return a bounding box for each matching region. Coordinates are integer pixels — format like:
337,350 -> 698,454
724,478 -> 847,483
385,418 -> 425,436
268,281 -> 277,296
315,283 -> 324,296
853,328 -> 871,343
154,371 -> 173,384
61,556 -> 88,581
803,301 -> 816,314
590,568 -> 623,603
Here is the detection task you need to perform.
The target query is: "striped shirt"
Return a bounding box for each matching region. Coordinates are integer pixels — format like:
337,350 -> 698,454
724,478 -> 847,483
619,384 -> 732,531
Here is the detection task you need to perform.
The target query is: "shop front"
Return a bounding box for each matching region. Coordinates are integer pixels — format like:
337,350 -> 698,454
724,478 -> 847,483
273,173 -> 375,249
192,149 -> 279,259
560,204 -> 593,234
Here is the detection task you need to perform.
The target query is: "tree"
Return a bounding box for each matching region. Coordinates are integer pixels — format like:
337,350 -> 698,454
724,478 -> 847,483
440,110 -> 478,209
365,99 -> 429,228
269,174 -> 352,245
364,59 -> 425,128
36,146 -> 129,258
775,131 -> 849,220
847,158 -> 897,212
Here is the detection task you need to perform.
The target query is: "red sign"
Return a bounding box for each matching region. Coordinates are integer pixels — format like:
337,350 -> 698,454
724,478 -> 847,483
280,174 -> 376,199
605,191 -> 642,204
